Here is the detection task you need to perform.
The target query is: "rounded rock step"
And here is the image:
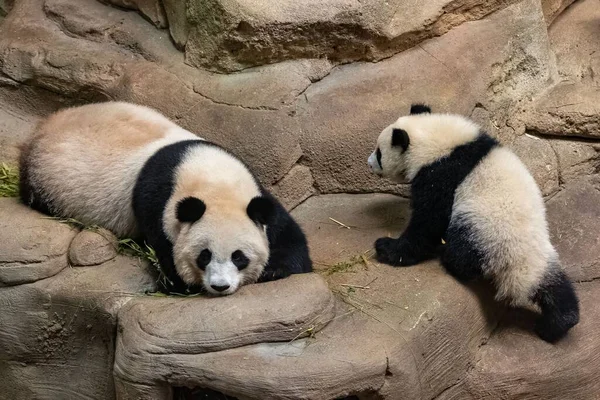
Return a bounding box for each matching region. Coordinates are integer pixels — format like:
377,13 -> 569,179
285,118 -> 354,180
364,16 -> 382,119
0,198 -> 78,286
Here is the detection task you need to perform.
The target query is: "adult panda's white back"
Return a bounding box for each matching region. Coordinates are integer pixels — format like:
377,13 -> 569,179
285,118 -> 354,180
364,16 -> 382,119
20,102 -> 198,237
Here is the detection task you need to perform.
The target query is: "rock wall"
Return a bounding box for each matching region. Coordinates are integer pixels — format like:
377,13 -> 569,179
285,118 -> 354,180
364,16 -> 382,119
1,0 -> 594,209
1,0 -> 599,399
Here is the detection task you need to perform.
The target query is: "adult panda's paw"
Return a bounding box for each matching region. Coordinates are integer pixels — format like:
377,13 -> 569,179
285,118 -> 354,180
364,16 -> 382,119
258,266 -> 292,283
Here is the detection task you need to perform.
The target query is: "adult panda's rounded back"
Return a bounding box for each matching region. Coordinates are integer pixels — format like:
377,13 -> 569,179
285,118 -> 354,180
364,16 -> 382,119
19,102 -> 198,237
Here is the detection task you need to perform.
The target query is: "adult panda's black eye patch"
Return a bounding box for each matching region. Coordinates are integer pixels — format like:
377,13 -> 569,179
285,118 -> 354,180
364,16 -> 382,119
376,148 -> 382,168
176,196 -> 206,223
197,249 -> 212,270
391,128 -> 410,152
231,250 -> 249,270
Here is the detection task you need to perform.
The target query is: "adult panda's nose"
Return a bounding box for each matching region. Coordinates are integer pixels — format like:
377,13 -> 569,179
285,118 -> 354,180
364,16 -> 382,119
211,284 -> 230,292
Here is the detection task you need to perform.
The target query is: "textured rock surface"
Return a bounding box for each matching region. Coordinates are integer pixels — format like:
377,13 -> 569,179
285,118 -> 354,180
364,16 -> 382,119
0,254 -> 156,400
542,0 -> 577,25
114,194 -> 496,400
69,229 -> 118,266
510,134 -> 559,196
181,0 -> 523,72
547,177 -> 600,283
549,0 -> 600,83
1,0 -> 599,398
0,83 -> 76,163
0,199 -> 77,286
453,281 -> 600,400
268,164 -> 316,210
523,83 -> 600,139
299,0 -> 555,194
103,0 -> 167,27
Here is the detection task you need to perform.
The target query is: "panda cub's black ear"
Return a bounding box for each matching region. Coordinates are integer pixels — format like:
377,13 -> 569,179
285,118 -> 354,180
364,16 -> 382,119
391,128 -> 410,152
247,196 -> 275,226
410,104 -> 431,115
176,197 -> 206,223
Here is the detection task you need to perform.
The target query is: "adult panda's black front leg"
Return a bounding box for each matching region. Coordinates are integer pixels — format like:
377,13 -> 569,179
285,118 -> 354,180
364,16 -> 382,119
258,192 -> 312,282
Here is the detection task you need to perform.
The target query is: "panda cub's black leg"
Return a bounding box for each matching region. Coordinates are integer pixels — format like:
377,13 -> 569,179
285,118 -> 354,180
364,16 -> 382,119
375,234 -> 438,267
439,220 -> 483,282
532,266 -> 579,343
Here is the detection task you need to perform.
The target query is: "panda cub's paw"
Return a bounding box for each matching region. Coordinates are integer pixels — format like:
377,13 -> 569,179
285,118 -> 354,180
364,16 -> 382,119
375,237 -> 418,267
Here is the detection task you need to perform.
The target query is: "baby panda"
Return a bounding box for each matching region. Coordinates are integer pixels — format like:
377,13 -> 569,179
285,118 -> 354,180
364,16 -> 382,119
19,101 -> 312,295
367,104 -> 579,342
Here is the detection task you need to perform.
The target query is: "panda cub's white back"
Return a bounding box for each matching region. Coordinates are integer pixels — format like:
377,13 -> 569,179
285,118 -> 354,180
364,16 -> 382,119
20,102 -> 312,295
368,103 -> 579,343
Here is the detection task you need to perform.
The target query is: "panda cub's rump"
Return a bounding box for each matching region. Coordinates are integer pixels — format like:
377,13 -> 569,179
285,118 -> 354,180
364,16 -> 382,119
20,102 -> 312,295
368,104 -> 579,342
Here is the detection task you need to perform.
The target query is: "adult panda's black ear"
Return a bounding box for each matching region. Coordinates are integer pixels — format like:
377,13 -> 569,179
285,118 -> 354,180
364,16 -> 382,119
391,128 -> 410,152
410,104 -> 431,115
176,197 -> 206,223
247,196 -> 275,226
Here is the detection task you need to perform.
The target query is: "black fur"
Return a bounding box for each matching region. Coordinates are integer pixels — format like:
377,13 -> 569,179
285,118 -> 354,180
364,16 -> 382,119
440,216 -> 485,282
133,140 -> 199,293
375,133 -> 498,266
257,190 -> 312,282
532,266 -> 580,342
247,196 -> 276,226
410,104 -> 431,115
176,197 -> 206,223
18,142 -> 53,215
391,128 -> 410,152
132,140 -> 312,294
375,148 -> 382,169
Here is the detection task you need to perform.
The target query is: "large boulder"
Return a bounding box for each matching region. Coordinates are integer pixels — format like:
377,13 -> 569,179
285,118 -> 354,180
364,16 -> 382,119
523,83 -> 600,139
549,0 -> 600,83
0,199 -> 77,286
0,255 -> 156,400
179,0 -> 523,72
450,281 -> 600,400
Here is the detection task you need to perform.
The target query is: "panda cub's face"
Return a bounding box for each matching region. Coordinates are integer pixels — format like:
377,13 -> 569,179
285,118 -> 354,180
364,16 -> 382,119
169,196 -> 271,296
368,104 -> 431,182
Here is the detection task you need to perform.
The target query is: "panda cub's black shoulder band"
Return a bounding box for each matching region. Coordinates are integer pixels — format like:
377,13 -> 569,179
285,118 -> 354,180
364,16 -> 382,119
409,132 -> 498,243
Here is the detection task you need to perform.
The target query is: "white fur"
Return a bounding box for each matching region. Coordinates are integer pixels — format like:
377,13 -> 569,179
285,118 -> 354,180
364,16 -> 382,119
164,145 -> 269,295
369,113 -> 480,182
25,102 -> 198,237
370,111 -> 559,306
25,101 -> 269,295
452,147 -> 554,305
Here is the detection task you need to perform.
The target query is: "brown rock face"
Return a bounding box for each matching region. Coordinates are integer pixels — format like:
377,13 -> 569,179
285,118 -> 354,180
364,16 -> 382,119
541,0 -> 576,25
299,0 -> 555,194
69,229 -> 118,266
0,256 -> 156,400
547,177 -> 600,283
524,83 -> 600,139
1,0 -> 599,398
0,199 -> 77,286
181,0 -> 525,72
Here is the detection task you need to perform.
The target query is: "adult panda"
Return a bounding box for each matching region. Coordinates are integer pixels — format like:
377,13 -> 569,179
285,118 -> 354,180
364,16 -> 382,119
19,101 -> 312,295
367,103 -> 579,342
